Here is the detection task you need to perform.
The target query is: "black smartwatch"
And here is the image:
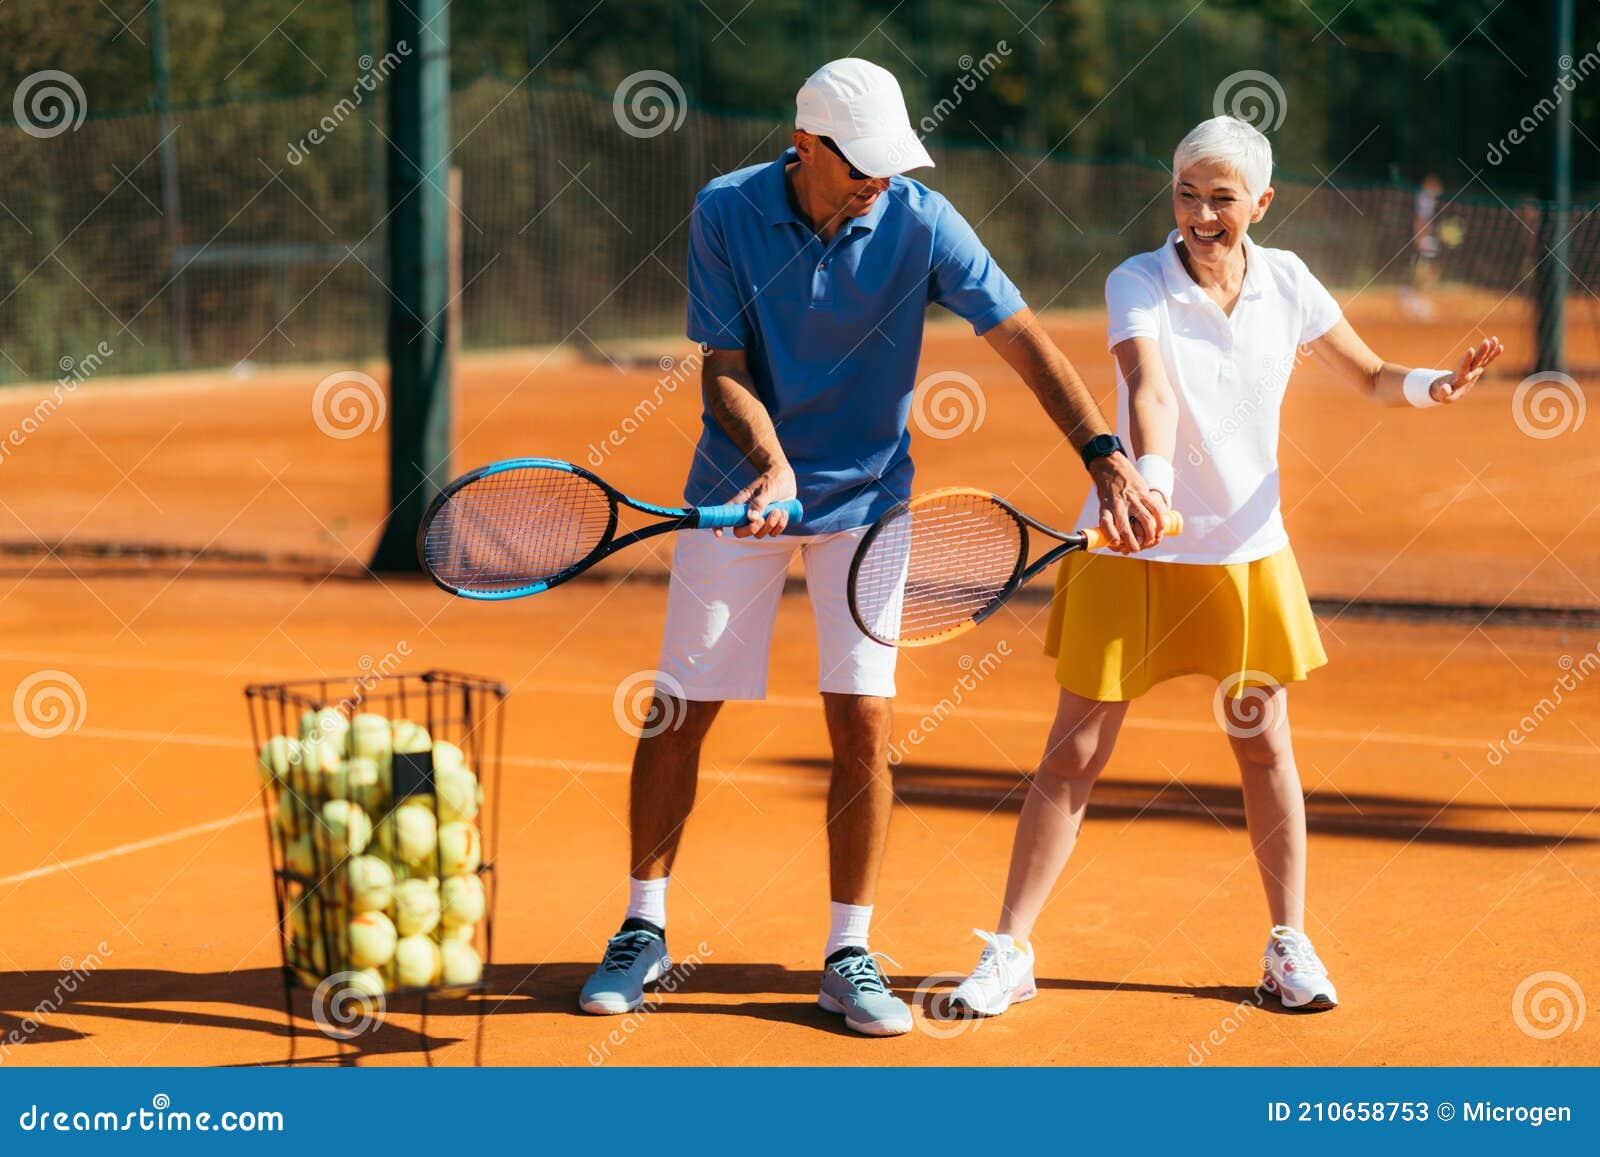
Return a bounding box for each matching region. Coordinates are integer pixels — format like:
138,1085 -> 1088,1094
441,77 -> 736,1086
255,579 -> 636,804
1079,432 -> 1125,470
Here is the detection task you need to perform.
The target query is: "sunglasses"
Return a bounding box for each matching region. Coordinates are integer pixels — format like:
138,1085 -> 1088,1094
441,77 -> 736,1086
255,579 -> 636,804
816,135 -> 871,181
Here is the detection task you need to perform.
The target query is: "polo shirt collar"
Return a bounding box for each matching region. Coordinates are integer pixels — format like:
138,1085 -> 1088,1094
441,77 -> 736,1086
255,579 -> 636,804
765,148 -> 889,234
1160,228 -> 1266,305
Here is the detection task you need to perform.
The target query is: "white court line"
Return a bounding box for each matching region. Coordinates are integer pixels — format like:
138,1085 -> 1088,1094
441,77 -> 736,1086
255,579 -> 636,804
0,812 -> 257,888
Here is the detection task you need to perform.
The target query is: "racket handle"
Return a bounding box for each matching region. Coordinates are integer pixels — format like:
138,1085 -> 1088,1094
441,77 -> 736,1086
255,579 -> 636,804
694,498 -> 804,530
1080,510 -> 1184,552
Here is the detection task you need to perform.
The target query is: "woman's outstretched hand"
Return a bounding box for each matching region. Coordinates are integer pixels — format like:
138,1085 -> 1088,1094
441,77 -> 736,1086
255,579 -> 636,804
1431,336 -> 1504,403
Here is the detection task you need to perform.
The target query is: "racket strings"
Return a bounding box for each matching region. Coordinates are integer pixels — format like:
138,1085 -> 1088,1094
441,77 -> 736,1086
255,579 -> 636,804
854,494 -> 1024,643
423,467 -> 614,592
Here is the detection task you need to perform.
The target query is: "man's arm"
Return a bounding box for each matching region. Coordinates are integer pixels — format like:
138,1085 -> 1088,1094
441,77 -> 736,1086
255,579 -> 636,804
983,308 -> 1163,551
701,346 -> 797,538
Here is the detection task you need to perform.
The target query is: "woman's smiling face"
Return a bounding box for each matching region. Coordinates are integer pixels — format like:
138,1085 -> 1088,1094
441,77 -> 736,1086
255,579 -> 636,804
1172,158 -> 1272,262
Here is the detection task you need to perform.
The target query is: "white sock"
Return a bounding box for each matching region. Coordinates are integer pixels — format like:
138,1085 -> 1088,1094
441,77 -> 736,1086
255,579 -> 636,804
825,901 -> 873,958
626,875 -> 668,929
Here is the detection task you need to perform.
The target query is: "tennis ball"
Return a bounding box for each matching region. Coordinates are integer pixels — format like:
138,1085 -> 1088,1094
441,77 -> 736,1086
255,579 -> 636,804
345,967 -> 387,998
343,854 -> 395,912
438,921 -> 476,944
301,706 -> 350,748
440,940 -> 483,986
393,934 -> 442,988
431,739 -> 467,775
283,831 -> 317,877
391,719 -> 432,754
393,876 -> 442,937
380,803 -> 438,868
437,822 -> 482,875
316,800 -> 373,859
287,902 -> 330,974
439,874 -> 485,929
435,762 -> 481,824
347,713 -> 393,768
257,735 -> 301,786
346,911 -> 398,969
328,755 -> 385,810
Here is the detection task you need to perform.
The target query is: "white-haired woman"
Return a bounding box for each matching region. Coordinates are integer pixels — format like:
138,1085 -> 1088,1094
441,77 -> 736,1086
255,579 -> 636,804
948,116 -> 1502,1016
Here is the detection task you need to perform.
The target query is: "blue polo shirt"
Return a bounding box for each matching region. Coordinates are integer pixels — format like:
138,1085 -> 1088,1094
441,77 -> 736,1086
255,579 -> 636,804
683,149 -> 1026,534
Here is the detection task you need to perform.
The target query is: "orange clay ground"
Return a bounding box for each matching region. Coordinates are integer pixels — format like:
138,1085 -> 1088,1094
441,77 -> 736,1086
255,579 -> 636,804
0,293 -> 1596,1066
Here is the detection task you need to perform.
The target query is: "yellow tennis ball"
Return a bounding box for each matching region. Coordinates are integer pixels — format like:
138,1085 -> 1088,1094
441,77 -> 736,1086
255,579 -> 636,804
346,911 -> 398,969
431,739 -> 467,775
393,935 -> 441,988
283,831 -> 317,877
343,854 -> 395,912
438,921 -> 476,944
301,706 -> 350,748
347,713 -> 393,768
393,876 -> 442,937
391,719 -> 432,754
344,966 -> 387,998
440,940 -> 483,986
329,755 -> 386,810
435,762 -> 481,824
437,822 -> 481,875
316,800 -> 373,859
287,902 -> 330,974
380,804 -> 438,868
257,735 -> 301,786
439,874 -> 485,929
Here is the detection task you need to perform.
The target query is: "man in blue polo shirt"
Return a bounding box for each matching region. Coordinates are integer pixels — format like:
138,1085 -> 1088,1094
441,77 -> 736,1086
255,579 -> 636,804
580,58 -> 1161,1036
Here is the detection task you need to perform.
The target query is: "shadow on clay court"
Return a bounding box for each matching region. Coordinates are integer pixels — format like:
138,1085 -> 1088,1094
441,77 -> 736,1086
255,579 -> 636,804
777,759 -> 1594,849
0,956 -> 1315,1065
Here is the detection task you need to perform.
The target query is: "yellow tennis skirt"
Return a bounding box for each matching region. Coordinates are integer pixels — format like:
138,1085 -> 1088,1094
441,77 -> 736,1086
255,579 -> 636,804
1043,545 -> 1327,702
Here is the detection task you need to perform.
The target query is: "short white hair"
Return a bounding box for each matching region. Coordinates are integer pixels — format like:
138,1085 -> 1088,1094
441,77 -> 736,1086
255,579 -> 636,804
1172,116 -> 1273,201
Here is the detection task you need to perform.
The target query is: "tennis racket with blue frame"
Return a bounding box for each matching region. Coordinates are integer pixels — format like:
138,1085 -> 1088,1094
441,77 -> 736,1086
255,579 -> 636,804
418,457 -> 803,601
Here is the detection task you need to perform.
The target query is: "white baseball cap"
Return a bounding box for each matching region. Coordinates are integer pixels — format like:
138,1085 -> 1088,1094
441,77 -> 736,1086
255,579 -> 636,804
795,58 -> 934,179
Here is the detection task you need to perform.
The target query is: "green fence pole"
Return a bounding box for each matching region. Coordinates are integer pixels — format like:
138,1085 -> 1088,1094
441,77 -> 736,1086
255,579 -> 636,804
1536,0 -> 1573,374
372,0 -> 453,573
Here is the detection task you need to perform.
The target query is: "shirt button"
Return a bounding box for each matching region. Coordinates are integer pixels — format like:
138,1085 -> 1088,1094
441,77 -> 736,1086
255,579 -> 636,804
819,261 -> 828,270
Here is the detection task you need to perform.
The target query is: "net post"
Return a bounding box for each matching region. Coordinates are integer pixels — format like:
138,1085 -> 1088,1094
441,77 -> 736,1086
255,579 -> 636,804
1534,0 -> 1574,375
373,0 -> 454,573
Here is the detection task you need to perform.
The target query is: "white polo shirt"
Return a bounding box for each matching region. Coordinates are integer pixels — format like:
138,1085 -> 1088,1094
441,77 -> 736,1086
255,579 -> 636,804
1077,229 -> 1344,565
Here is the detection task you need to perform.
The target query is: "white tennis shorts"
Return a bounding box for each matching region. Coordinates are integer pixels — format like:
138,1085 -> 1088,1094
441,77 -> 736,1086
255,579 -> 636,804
655,528 -> 897,700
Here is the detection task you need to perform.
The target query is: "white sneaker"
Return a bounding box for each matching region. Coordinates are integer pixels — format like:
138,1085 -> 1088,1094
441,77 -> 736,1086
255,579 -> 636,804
949,929 -> 1037,1017
1261,925 -> 1338,1010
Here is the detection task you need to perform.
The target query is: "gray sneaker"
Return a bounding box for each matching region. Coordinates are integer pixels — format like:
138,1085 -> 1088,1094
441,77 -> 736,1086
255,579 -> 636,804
818,947 -> 913,1036
579,919 -> 672,1014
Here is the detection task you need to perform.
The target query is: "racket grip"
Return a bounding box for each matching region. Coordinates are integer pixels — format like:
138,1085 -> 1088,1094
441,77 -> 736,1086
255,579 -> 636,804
694,498 -> 804,529
1081,510 -> 1183,551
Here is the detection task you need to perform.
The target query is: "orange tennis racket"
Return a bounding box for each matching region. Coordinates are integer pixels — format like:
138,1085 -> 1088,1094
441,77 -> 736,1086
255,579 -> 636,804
847,487 -> 1182,648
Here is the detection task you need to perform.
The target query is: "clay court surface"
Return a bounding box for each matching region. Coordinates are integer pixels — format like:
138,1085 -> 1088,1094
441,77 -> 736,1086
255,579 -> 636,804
0,296 -> 1597,1066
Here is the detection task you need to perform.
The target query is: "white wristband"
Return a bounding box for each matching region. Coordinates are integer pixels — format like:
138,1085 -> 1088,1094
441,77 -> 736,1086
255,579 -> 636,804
1136,453 -> 1175,500
1403,368 -> 1448,408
